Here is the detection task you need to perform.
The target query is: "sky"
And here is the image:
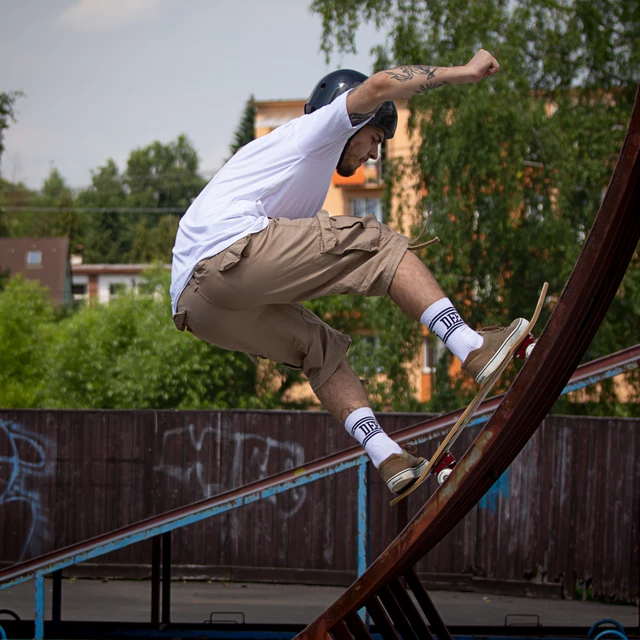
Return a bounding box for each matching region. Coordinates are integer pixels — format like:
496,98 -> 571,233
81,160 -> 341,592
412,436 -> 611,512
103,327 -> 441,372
0,0 -> 384,190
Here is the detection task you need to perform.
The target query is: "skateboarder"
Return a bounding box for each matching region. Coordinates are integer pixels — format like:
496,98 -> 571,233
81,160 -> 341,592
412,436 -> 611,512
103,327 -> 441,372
170,49 -> 528,494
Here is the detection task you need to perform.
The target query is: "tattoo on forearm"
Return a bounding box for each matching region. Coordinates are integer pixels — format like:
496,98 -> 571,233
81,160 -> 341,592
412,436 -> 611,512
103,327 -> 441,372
350,108 -> 379,126
384,65 -> 447,94
415,81 -> 446,94
384,65 -> 440,83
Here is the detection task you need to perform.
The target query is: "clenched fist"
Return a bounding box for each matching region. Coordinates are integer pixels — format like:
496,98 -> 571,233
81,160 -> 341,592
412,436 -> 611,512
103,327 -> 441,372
463,49 -> 500,83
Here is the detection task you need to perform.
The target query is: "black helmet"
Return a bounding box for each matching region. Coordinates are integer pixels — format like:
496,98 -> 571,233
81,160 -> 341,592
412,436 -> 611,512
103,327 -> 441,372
304,69 -> 397,140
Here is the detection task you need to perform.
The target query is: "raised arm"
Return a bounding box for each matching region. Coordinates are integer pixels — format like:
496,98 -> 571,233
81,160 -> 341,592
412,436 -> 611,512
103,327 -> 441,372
346,49 -> 500,122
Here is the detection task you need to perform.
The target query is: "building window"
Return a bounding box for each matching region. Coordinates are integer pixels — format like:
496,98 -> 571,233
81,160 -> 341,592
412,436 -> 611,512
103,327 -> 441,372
351,197 -> 383,222
109,282 -> 127,298
26,250 -> 42,266
72,283 -> 88,305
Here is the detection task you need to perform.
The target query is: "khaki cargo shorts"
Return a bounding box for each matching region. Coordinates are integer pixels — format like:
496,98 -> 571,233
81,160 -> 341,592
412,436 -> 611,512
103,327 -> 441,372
173,211 -> 408,392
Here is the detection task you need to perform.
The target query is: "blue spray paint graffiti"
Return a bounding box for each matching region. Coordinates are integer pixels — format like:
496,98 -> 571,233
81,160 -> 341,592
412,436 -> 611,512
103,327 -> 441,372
478,468 -> 510,512
0,420 -> 54,559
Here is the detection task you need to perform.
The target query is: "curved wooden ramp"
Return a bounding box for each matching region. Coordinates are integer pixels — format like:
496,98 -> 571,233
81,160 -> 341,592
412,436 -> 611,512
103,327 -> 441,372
296,86 -> 640,640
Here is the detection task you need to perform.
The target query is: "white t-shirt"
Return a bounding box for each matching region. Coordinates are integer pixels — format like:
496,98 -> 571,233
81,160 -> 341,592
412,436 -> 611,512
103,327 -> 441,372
170,91 -> 369,313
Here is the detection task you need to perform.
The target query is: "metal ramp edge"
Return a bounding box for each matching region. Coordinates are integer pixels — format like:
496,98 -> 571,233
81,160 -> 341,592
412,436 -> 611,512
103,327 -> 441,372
294,85 -> 640,639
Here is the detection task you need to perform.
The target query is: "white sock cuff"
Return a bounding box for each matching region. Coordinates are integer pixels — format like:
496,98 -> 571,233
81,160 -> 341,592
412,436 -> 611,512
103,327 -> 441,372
420,297 -> 483,362
344,407 -> 402,468
420,297 -> 465,342
419,297 -> 452,328
344,407 -> 376,433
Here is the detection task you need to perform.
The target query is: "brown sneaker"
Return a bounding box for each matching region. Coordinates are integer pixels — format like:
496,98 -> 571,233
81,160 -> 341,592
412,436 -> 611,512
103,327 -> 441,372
378,449 -> 429,494
461,318 -> 529,385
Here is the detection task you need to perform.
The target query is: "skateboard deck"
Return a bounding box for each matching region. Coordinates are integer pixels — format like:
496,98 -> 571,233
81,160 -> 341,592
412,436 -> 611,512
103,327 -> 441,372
390,282 -> 549,506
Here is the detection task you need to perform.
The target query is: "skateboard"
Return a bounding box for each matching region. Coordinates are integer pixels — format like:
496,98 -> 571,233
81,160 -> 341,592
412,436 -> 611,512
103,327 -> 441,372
390,282 -> 549,506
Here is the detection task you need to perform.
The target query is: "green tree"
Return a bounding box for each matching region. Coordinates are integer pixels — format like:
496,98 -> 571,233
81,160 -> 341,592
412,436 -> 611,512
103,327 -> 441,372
0,276 -> 55,407
43,270 -> 261,410
0,271 -> 288,411
0,91 -> 23,167
310,0 -> 639,413
0,176 -> 36,236
76,159 -> 130,263
0,265 -> 9,290
125,134 -> 205,209
8,167 -> 78,244
124,134 -> 207,262
128,214 -> 179,263
228,94 -> 256,157
0,91 -> 25,234
40,167 -> 77,240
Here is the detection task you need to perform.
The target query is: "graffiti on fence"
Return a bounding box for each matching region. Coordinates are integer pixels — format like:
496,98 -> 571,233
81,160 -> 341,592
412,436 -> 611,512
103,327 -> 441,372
478,468 -> 510,512
154,423 -> 306,518
0,420 -> 54,559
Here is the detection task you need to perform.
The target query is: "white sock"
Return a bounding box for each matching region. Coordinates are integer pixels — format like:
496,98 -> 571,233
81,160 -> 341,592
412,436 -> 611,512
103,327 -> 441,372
420,297 -> 483,363
344,407 -> 402,468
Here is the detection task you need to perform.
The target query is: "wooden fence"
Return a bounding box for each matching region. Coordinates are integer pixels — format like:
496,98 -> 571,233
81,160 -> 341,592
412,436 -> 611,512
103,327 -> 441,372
0,410 -> 637,601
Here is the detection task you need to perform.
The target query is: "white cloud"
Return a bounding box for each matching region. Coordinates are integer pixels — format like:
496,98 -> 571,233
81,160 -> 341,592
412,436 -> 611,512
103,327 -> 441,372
55,0 -> 162,32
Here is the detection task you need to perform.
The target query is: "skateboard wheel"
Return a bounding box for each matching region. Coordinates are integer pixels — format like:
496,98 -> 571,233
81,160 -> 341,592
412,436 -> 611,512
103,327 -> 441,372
525,342 -> 536,358
437,468 -> 453,485
515,333 -> 536,359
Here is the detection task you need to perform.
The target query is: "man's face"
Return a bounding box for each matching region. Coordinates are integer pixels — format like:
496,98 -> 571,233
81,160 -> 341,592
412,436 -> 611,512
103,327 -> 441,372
336,125 -> 385,177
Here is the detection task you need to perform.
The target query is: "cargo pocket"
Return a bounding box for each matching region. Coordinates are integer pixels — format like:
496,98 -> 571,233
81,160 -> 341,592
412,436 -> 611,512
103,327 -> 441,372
217,235 -> 252,272
318,211 -> 381,255
192,257 -> 211,287
172,308 -> 188,332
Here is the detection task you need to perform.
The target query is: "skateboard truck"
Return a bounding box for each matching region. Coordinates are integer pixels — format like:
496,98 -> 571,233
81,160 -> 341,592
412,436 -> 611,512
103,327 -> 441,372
434,332 -> 536,487
514,332 -> 536,360
432,451 -> 456,485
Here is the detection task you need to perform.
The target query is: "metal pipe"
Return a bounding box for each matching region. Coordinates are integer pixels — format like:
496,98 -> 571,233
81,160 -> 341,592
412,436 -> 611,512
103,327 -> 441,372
356,457 -> 370,578
34,574 -> 45,640
161,531 -> 171,624
151,536 -> 161,626
357,457 -> 370,629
